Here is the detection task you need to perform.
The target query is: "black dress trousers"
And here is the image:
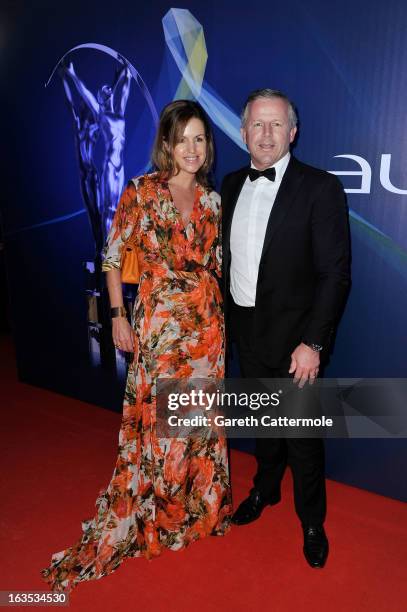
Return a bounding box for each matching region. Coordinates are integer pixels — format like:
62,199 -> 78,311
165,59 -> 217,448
229,297 -> 326,526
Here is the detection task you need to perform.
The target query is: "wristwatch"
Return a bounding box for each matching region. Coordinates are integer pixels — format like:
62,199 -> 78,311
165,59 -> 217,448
303,341 -> 323,352
111,306 -> 127,318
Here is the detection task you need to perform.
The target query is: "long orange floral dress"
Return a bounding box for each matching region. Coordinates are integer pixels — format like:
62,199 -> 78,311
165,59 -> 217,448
40,173 -> 232,593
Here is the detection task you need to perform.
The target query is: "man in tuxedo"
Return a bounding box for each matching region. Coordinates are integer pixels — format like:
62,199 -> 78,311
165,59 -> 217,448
221,89 -> 350,568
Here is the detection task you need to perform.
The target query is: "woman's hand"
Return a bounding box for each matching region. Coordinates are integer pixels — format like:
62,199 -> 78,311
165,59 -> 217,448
112,317 -> 136,352
105,268 -> 135,352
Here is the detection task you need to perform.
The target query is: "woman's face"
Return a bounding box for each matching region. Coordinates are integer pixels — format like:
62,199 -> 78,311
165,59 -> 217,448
171,118 -> 207,177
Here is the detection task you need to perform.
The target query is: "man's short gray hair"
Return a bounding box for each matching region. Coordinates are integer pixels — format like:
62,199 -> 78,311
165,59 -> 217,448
241,89 -> 298,129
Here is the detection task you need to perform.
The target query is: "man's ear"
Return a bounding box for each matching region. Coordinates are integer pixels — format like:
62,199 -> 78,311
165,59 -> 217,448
289,126 -> 297,144
240,126 -> 247,146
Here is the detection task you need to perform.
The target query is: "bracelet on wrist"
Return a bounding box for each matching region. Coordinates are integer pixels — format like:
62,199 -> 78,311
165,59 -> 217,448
111,306 -> 127,318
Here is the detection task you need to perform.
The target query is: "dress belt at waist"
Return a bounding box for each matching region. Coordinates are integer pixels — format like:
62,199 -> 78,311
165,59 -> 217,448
140,268 -> 217,283
168,268 -> 212,277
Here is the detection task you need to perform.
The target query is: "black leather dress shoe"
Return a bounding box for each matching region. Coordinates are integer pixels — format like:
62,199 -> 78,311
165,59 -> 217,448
231,489 -> 280,526
302,525 -> 329,568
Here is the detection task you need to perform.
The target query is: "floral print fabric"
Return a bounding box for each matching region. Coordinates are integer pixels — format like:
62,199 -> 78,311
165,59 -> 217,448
41,173 -> 232,593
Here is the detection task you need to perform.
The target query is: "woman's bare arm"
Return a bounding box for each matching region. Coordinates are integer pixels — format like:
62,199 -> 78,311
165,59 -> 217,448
106,268 -> 135,352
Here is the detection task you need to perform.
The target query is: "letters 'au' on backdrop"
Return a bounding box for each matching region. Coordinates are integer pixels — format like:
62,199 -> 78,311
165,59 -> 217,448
2,0 -> 406,500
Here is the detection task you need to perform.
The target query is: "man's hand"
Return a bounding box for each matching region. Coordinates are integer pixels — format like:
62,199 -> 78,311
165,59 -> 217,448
289,343 -> 320,388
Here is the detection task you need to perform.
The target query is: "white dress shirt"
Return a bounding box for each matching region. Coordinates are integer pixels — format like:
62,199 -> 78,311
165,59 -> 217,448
230,152 -> 291,306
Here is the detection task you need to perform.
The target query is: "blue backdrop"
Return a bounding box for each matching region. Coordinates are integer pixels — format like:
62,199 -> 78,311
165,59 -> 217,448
2,0 -> 406,500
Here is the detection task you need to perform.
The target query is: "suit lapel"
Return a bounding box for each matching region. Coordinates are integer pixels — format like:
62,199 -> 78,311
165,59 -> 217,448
258,157 -> 304,263
223,167 -> 249,252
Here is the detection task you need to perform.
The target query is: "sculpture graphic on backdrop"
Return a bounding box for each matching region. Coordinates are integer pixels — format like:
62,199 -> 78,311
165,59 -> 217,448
60,62 -> 103,254
59,59 -> 131,253
46,44 -> 158,372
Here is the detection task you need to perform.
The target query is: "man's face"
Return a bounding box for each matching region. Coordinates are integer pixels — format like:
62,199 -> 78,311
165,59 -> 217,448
241,97 -> 297,170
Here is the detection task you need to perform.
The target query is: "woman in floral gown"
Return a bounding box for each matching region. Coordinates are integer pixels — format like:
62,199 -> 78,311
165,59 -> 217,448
41,100 -> 232,593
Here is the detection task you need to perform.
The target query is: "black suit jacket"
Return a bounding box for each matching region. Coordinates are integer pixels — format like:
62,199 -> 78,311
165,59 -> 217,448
221,156 -> 351,367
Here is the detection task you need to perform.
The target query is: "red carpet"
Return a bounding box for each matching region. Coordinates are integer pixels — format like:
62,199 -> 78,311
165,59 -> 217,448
1,334 -> 407,611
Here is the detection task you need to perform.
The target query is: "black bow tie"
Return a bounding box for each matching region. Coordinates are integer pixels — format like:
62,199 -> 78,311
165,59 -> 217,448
249,167 -> 276,182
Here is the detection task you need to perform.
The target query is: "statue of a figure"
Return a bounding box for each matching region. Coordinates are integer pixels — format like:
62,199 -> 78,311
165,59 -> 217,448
60,62 -> 104,254
96,65 -> 132,234
60,59 -> 132,249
